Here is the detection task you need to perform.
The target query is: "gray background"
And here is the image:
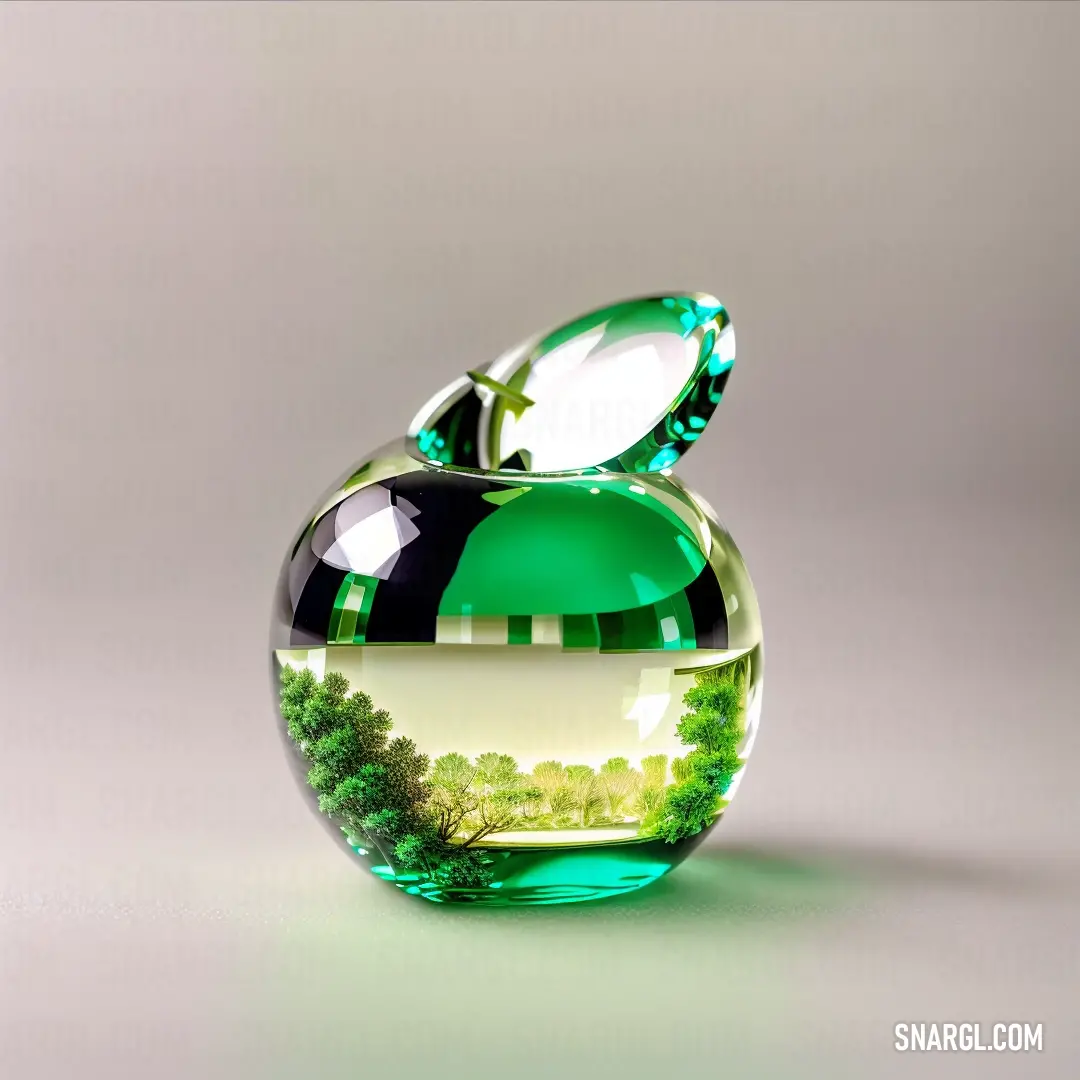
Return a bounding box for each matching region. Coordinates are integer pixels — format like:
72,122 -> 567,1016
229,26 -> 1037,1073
2,2 -> 1078,1077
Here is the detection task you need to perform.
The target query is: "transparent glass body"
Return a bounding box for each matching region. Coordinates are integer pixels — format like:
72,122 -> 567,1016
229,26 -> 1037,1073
270,295 -> 762,905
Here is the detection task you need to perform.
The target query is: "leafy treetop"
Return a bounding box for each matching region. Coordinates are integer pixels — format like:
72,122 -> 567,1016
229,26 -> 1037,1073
647,656 -> 748,843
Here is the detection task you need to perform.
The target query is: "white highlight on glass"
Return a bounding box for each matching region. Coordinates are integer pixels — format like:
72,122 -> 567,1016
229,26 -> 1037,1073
531,614 -> 562,645
406,373 -> 473,436
275,648 -> 326,682
494,329 -> 698,473
623,666 -> 673,740
323,505 -> 420,578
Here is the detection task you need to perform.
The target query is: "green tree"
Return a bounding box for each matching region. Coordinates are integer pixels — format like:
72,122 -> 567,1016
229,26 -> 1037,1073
640,754 -> 669,789
632,785 -> 667,832
531,760 -> 567,797
428,752 -> 480,842
530,760 -> 575,825
317,763 -> 391,822
677,669 -> 744,760
632,753 -> 669,831
652,778 -> 723,843
279,666 -> 493,889
458,753 -> 540,844
390,823 -> 491,887
670,755 -> 694,784
643,657 -> 749,843
599,757 -> 639,821
677,660 -> 746,797
694,748 -> 741,798
431,847 -> 495,887
566,764 -> 605,827
280,668 -> 391,766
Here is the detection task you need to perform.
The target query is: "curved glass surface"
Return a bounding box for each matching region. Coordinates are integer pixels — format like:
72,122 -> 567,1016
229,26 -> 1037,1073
270,293 -> 761,906
407,293 -> 735,475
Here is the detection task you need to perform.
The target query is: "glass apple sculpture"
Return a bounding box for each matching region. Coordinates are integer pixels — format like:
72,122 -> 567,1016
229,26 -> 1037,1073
270,294 -> 763,905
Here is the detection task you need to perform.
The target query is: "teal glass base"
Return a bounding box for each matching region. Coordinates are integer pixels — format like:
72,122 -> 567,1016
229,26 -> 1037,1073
363,832 -> 711,906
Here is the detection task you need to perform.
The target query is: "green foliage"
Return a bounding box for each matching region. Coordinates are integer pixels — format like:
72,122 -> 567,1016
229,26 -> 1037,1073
548,788 -> 576,818
361,808 -> 402,835
379,736 -> 430,832
474,752 -> 518,785
670,755 -> 694,784
393,832 -> 435,870
460,753 -> 541,844
317,764 -> 390,820
640,754 -> 669,788
685,660 -> 748,797
645,656 -> 749,844
431,752 -> 477,790
427,747 -> 662,843
305,761 -> 340,796
427,749 -> 531,846
531,760 -> 567,791
653,778 -> 723,843
695,748 -> 741,796
280,654 -> 752,877
631,784 -> 667,833
677,678 -> 743,754
598,757 -> 637,820
279,665 -> 486,891
280,667 -> 391,760
431,848 -> 495,888
428,752 -> 480,842
563,765 -> 604,827
497,754 -> 675,832
308,726 -> 371,787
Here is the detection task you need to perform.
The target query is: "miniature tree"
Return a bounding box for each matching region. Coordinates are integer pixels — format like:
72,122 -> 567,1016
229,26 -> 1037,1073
529,760 -> 570,826
632,753 -> 669,831
640,754 -> 669,789
670,756 -> 694,784
599,757 -> 639,821
279,666 -> 491,888
652,778 -> 720,843
457,753 -> 540,844
676,664 -> 745,795
566,764 -> 605,827
280,668 -> 392,778
531,760 -> 567,798
428,752 -> 480,842
646,657 -> 748,843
